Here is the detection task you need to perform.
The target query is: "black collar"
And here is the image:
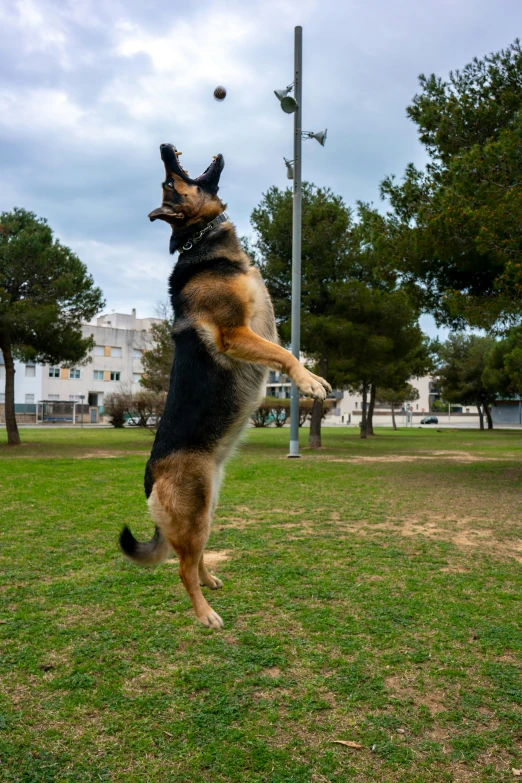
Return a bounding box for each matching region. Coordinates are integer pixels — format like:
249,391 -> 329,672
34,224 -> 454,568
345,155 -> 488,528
171,212 -> 229,255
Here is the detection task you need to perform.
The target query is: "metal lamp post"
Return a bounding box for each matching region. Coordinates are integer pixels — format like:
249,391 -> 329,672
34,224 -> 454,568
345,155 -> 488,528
288,25 -> 303,458
274,26 -> 327,458
79,394 -> 85,428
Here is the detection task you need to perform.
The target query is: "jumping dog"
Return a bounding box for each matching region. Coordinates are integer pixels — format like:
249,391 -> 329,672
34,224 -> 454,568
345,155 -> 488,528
120,144 -> 331,629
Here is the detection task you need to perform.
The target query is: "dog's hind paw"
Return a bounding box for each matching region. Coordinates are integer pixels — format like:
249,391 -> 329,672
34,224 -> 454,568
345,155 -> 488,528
198,610 -> 224,630
200,575 -> 223,590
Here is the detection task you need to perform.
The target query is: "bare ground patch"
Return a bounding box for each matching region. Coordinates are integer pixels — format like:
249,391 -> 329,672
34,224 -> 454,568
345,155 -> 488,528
164,549 -> 233,569
322,452 -> 506,464
0,449 -> 150,459
341,514 -> 522,562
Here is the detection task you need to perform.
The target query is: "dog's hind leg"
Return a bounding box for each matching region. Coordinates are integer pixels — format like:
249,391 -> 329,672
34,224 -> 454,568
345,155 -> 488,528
199,461 -> 225,590
151,457 -> 224,629
199,554 -> 223,590
177,531 -> 223,629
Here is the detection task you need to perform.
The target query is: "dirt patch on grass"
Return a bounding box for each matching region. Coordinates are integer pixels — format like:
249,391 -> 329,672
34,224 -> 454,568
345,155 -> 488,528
385,675 -> 447,716
164,550 -> 232,569
214,517 -> 250,530
262,666 -> 282,678
323,452 -> 505,464
396,516 -> 522,563
56,604 -> 115,629
334,513 -> 522,563
77,450 -> 149,459
0,449 -> 150,459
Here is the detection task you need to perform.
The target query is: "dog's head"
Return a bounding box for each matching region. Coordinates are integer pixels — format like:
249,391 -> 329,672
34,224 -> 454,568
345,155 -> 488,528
148,144 -> 225,240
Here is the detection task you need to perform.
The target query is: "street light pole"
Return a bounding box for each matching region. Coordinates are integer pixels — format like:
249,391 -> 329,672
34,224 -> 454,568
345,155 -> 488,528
288,25 -> 303,459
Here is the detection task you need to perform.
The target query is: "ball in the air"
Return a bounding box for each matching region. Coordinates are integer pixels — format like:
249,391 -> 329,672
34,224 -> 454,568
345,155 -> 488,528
213,86 -> 227,101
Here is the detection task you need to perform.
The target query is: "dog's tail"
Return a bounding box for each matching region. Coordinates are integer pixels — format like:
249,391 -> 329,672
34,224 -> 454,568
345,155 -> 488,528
119,525 -> 172,566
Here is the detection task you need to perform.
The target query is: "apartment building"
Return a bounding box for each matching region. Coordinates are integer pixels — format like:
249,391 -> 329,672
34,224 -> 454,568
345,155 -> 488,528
337,375 -> 435,422
266,370 -> 292,398
0,310 -> 161,420
265,363 -> 437,420
0,357 -> 43,413
40,310 -> 160,413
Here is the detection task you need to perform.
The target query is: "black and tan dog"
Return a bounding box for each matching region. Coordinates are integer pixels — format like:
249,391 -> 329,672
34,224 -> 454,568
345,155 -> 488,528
120,144 -> 331,629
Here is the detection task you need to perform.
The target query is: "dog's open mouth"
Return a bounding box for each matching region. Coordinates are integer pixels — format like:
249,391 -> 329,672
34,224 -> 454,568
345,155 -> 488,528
159,143 -> 224,185
194,155 -> 221,181
149,144 -> 225,223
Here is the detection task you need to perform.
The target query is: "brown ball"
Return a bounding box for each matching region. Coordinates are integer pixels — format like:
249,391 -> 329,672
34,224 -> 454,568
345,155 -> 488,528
213,86 -> 227,101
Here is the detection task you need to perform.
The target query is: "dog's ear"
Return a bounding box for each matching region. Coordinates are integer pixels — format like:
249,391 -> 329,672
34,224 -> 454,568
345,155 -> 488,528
194,154 -> 225,195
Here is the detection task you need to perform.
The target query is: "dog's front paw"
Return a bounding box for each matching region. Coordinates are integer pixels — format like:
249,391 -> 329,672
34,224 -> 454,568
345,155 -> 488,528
309,373 -> 332,395
198,610 -> 224,630
296,371 -> 329,401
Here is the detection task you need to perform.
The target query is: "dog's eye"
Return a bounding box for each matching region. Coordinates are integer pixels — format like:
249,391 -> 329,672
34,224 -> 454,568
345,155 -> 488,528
164,180 -> 174,189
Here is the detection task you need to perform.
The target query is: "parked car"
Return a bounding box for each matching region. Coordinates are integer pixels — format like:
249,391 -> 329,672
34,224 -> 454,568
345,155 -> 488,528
420,416 -> 439,424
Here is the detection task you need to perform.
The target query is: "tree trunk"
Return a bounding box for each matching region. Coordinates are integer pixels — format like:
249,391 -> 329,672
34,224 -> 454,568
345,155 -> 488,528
484,403 -> 493,430
367,383 -> 376,435
308,356 -> 327,449
0,337 -> 21,446
309,399 -> 323,448
360,382 -> 369,439
391,403 -> 397,431
477,403 -> 484,431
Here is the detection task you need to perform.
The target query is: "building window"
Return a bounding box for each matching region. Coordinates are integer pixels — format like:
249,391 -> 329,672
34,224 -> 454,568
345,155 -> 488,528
25,364 -> 36,377
110,371 -> 120,381
93,370 -> 104,380
69,395 -> 82,402
69,368 -> 80,379
93,346 -> 104,356
132,349 -> 142,359
25,394 -> 35,404
48,394 -> 59,401
49,367 -> 60,378
110,347 -> 122,358
132,373 -> 141,383
355,401 -> 358,408
0,366 -> 5,380
0,393 -> 5,403
416,404 -> 419,410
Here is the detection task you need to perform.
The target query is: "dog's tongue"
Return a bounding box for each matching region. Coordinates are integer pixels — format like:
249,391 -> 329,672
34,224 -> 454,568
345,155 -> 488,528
148,207 -> 165,222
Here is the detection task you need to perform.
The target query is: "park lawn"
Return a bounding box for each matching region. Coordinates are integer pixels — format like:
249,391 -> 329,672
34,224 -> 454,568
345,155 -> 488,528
0,426 -> 521,782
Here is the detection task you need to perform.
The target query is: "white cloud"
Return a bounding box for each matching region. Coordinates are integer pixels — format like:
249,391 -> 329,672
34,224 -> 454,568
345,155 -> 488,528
1,0 -> 520,330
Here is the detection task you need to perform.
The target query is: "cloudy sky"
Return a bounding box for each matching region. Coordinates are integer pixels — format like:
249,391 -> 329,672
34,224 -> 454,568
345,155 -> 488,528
1,0 -> 520,335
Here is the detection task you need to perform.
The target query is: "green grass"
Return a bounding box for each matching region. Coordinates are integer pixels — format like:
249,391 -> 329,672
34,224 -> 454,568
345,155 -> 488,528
1,426 -> 521,782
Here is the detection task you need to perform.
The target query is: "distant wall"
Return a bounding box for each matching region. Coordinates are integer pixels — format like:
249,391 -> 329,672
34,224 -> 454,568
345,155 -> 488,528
491,402 -> 522,424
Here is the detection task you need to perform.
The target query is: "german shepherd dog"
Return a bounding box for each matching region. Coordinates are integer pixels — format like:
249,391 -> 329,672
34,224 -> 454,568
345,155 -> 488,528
120,144 -> 331,629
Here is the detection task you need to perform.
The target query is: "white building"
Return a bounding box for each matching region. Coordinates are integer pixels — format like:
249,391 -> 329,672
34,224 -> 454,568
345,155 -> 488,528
0,309 -> 161,421
0,357 -> 43,415
264,361 -> 440,424
335,375 -> 436,424
41,310 -> 161,415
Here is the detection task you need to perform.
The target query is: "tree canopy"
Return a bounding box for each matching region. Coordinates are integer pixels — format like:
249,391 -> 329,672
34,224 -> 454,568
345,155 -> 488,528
140,304 -> 175,394
250,187 -> 431,439
0,208 -> 104,444
436,334 -> 498,429
381,40 -> 522,331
